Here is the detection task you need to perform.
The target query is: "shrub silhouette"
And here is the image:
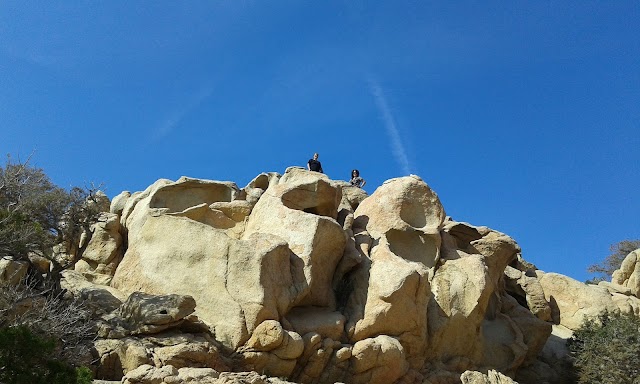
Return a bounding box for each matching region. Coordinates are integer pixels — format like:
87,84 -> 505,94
568,310 -> 640,384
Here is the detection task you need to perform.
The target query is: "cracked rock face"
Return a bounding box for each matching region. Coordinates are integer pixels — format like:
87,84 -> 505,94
67,169 -> 640,384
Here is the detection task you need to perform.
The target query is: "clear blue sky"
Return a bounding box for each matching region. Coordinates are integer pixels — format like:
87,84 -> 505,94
1,2 -> 638,282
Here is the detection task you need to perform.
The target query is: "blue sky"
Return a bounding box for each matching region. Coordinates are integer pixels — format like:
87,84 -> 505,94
1,2 -> 638,282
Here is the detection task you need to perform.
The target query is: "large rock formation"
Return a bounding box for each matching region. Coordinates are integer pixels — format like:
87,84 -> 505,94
59,168 -> 640,384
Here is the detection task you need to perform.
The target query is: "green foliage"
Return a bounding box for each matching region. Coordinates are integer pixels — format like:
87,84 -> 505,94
568,310 -> 640,384
587,239 -> 640,282
75,367 -> 93,384
0,325 -> 92,384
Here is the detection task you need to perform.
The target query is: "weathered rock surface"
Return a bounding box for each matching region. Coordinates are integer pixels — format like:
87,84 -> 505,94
538,272 -> 619,330
76,212 -> 123,278
612,248 -> 640,296
0,258 -> 28,286
460,369 -> 517,384
48,169 -> 636,384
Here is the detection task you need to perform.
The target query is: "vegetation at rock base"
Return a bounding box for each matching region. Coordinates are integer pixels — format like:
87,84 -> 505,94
0,155 -> 99,382
0,154 -> 103,280
0,277 -> 95,365
568,310 -> 640,384
0,325 -> 92,384
587,239 -> 640,283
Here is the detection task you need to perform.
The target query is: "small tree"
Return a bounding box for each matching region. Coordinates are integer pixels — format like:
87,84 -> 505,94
587,240 -> 640,282
568,310 -> 640,384
0,155 -> 100,380
0,154 -> 103,278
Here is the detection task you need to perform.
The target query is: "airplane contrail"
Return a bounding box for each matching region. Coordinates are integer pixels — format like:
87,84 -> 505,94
368,78 -> 412,175
154,85 -> 214,140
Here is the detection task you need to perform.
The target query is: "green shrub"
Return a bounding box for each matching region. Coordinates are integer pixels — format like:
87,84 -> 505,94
568,310 -> 640,384
0,325 -> 92,384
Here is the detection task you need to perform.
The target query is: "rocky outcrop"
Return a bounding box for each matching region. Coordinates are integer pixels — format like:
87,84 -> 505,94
0,258 -> 28,286
537,271 -> 636,330
612,249 -> 640,297
56,169 -> 640,384
75,212 -> 123,279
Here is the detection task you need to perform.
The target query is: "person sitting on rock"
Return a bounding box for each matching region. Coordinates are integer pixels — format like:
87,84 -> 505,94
350,169 -> 366,188
307,153 -> 323,173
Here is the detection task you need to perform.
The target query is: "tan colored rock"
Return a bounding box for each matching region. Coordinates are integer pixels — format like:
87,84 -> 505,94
291,335 -> 354,383
112,175 -> 298,349
27,253 -> 51,274
148,177 -> 241,215
209,200 -> 252,223
272,330 -> 304,360
517,324 -> 575,383
99,292 -> 196,338
176,367 -> 220,383
479,311 -> 527,375
470,231 -> 520,283
428,255 -> 492,362
460,369 -> 517,384
239,320 -> 303,378
351,335 -> 409,384
285,306 -> 346,341
77,212 -> 123,276
226,234 -> 297,339
612,249 -> 640,297
94,338 -> 152,380
353,175 -> 445,268
147,178 -> 247,238
276,167 -> 343,219
240,172 -> 281,205
94,332 -> 229,381
292,333 -> 328,382
61,270 -> 127,301
598,280 -> 633,295
111,190 -> 131,215
152,337 -> 227,371
119,179 -> 173,229
503,266 -> 551,321
611,292 -> 640,315
336,182 -> 369,211
79,285 -> 124,316
442,220 -> 488,250
539,272 -> 618,330
102,172 -> 566,382
340,175 -> 445,370
345,243 -> 430,366
122,364 -> 177,384
242,168 -> 346,308
213,371 -> 296,384
0,258 -> 28,286
497,293 -> 551,367
242,320 -> 286,351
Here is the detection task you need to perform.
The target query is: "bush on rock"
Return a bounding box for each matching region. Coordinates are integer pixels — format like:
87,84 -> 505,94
568,310 -> 640,384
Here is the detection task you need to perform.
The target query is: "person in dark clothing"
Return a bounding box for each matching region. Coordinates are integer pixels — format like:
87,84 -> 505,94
350,169 -> 366,188
307,153 -> 323,173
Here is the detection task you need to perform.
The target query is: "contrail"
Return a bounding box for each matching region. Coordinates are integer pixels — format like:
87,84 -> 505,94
368,78 -> 412,175
154,85 -> 214,140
